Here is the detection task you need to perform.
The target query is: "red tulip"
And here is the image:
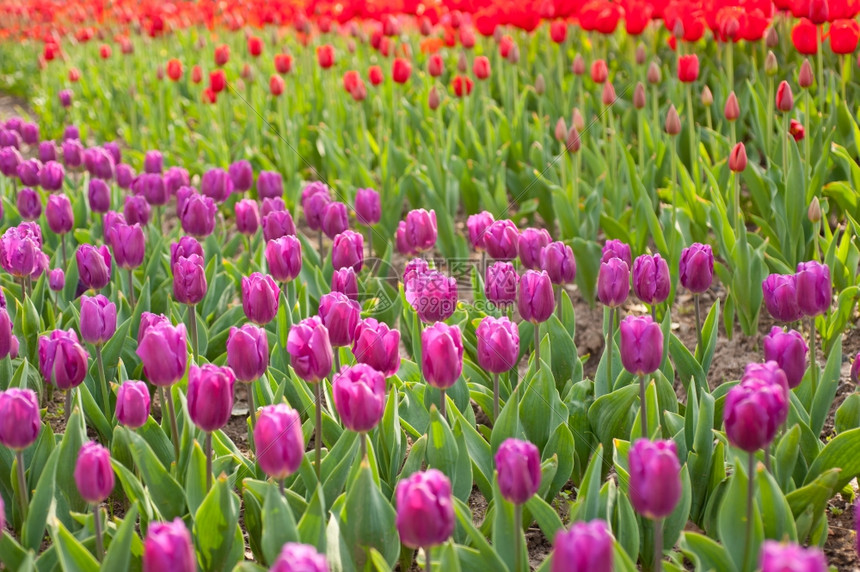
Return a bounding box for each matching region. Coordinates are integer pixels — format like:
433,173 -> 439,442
776,80 -> 794,111
274,53 -> 293,74
550,21 -> 567,43
677,54 -> 699,82
580,0 -> 622,35
591,59 -> 608,83
428,54 -> 444,77
729,142 -> 747,172
499,35 -> 515,58
792,19 -> 818,54
392,58 -> 412,83
830,19 -> 860,54
809,0 -> 829,24
473,56 -> 491,80
247,35 -> 263,57
317,45 -> 335,69
451,75 -> 473,97
166,59 -> 182,81
99,44 -> 111,59
269,74 -> 284,96
214,44 -> 230,67
369,65 -> 383,85
210,70 -> 226,93
191,65 -> 202,84
789,119 -> 805,141
343,70 -> 360,93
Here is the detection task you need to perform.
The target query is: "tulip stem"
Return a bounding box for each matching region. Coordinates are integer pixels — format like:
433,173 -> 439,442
64,389 -> 72,425
318,230 -> 324,265
164,387 -> 181,462
514,503 -> 523,572
248,382 -> 256,430
654,517 -> 663,572
334,351 -> 340,374
640,374 -> 649,437
534,323 -> 540,371
205,431 -> 212,492
804,89 -> 812,184
742,452 -> 755,572
782,114 -> 789,190
440,389 -> 447,420
95,345 -> 109,416
15,450 -> 28,521
127,269 -> 136,309
694,294 -> 703,352
493,373 -> 500,421
606,307 -> 614,390
360,432 -> 367,460
278,479 -> 285,497
61,234 -> 67,270
315,381 -> 322,480
93,504 -> 104,561
765,77 -> 774,160
18,276 -> 26,301
809,318 -> 818,398
685,87 -> 698,193
425,547 -> 432,571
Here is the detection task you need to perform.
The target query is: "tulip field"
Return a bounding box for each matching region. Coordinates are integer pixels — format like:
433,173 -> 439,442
3,0 -> 860,570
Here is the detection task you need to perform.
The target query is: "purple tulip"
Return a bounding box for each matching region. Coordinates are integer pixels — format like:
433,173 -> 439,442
136,173 -> 168,206
495,438 -> 541,504
410,270 -> 458,323
38,141 -> 57,163
261,197 -> 286,217
467,211 -> 495,252
518,270 -> 554,323
851,352 -> 860,386
597,257 -> 630,307
302,183 -> 332,232
0,388 -> 41,450
46,194 -> 74,234
518,228 -> 552,270
0,129 -> 20,150
318,291 -> 361,347
39,160 -> 64,191
395,469 -> 455,549
87,178 -> 110,213
679,243 -> 714,293
63,125 -> 80,141
179,189 -> 217,238
242,273 -> 280,325
404,208 -> 438,253
173,254 -> 207,305
403,258 -> 429,301
87,147 -> 115,180
17,159 -> 41,187
632,254 -> 670,305
619,315 -> 663,376
486,261 -> 518,307
796,261 -> 831,317
271,543 -> 329,572
136,321 -> 188,386
80,295 -> 117,345
115,381 -> 151,429
355,188 -> 381,226
235,199 -> 260,235
724,363 -> 788,452
227,325 -> 269,382
333,363 -> 387,433
143,150 -> 163,174
48,268 -> 65,291
763,327 -> 808,389
0,147 -> 22,176
38,329 -> 89,390
266,235 -> 302,283
137,312 -> 169,344
476,316 -> 519,374
187,364 -> 235,432
484,219 -> 519,260
143,519 -> 196,572
20,122 -> 39,145
16,188 -> 41,221
74,442 -> 114,504
601,239 -> 633,269
762,274 -> 802,323
331,230 -> 364,272
551,520 -> 613,572
164,167 -> 189,196
123,195 -> 151,226
262,210 -> 297,242
61,139 -> 82,168
116,164 -> 135,189
352,318 -> 401,377
200,168 -> 233,202
170,236 -> 203,268
0,309 -> 10,359
395,221 -> 415,256
228,159 -> 254,192
759,541 -> 827,572
541,241 -> 576,285
254,404 -> 304,479
421,322 -> 463,390
0,223 -> 42,279
257,170 -> 283,200
331,267 -> 359,301
287,317 -> 334,383
321,201 -> 349,240
76,244 -> 112,291
628,438 -> 682,519
99,141 -> 119,165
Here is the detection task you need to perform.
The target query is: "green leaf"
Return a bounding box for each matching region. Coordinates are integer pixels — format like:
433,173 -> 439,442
755,463 -> 797,542
717,456 -> 762,572
694,299 -> 720,374
0,528 -> 30,570
524,495 -> 564,542
775,425 -> 801,491
519,359 -> 568,452
835,393 -> 860,434
22,447 -> 58,551
298,483 -> 327,551
804,427 -> 860,491
125,428 -> 186,520
185,440 -> 208,516
453,499 -> 507,571
261,482 -> 299,565
679,532 -> 737,572
338,464 -> 400,569
788,469 -> 840,543
425,406 -> 459,484
576,444 -> 605,522
808,335 -> 842,436
587,385 -> 637,456
193,476 -> 241,572
49,517 -> 99,572
101,503 -> 140,571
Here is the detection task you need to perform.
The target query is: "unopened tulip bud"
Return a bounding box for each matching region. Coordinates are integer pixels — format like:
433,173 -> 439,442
633,82 -> 646,109
551,520 -> 613,572
673,19 -> 685,39
457,52 -> 468,73
766,26 -> 779,48
566,126 -> 581,153
776,81 -> 793,112
554,118 -> 568,142
665,105 -> 681,135
143,519 -> 195,572
396,469 -> 455,549
115,381 -> 151,429
571,108 -> 585,132
508,44 -> 520,64
572,54 -> 585,75
635,44 -> 646,65
729,142 -> 747,172
629,438 -> 681,519
701,85 -> 713,106
765,51 -> 778,76
495,438 -> 541,505
799,59 -> 814,89
724,91 -> 740,121
647,62 -> 661,84
619,315 -> 664,376
601,82 -> 616,106
74,442 -> 114,504
428,86 -> 440,110
535,74 -> 546,95
808,197 -> 821,223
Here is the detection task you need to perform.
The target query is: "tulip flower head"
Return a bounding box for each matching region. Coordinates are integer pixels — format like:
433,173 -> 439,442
0,388 -> 41,450
762,273 -> 802,323
242,273 -> 280,325
227,325 -> 269,383
632,254 -> 670,306
421,322 -> 464,390
628,438 -> 682,519
38,329 -> 89,390
74,441 -> 114,504
332,363 -> 387,433
551,520 -> 613,572
476,316 -> 520,374
143,519 -> 196,572
759,541 -> 827,572
287,317 -> 333,383
115,381 -> 151,429
352,318 -> 401,377
763,327 -> 808,389
187,364 -> 235,432
495,438 -> 541,505
619,315 -> 664,376
254,404 -> 305,480
795,261 -> 831,317
271,543 -> 329,572
395,469 -> 455,549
